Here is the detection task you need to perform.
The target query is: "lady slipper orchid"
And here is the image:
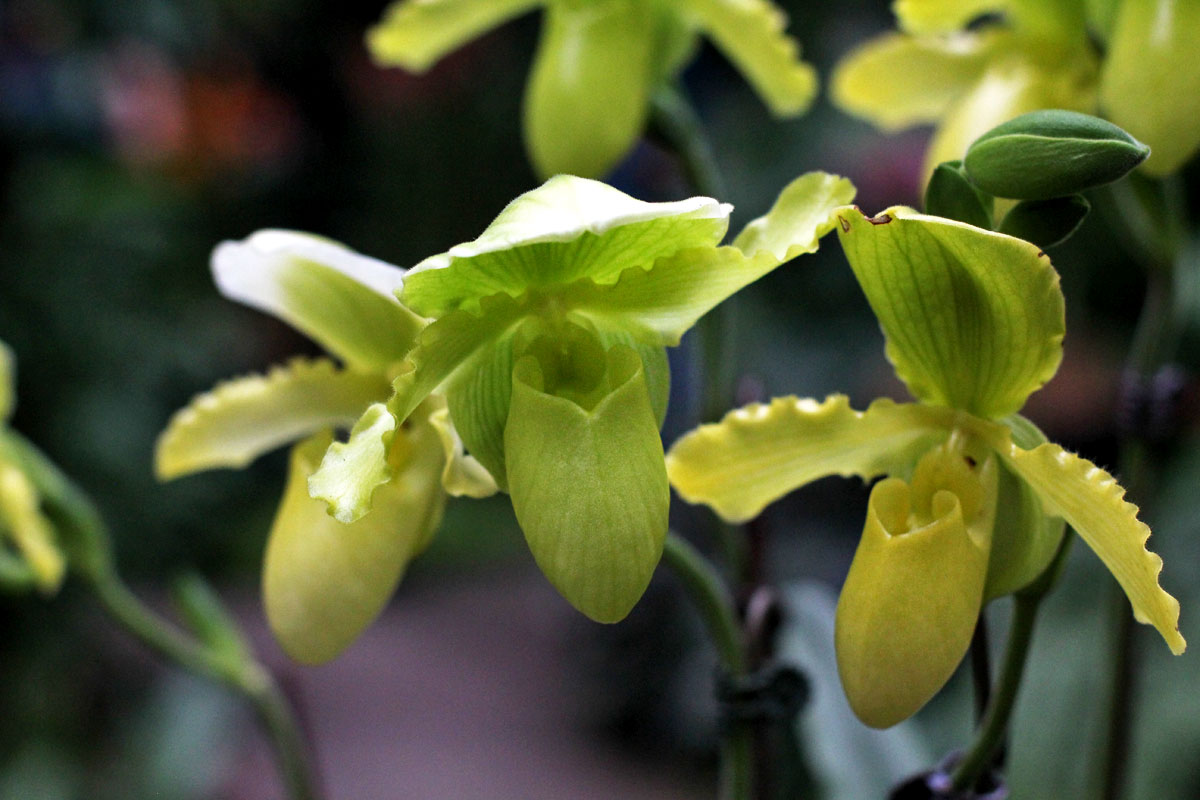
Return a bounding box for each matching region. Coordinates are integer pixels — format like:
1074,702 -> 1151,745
308,172 -> 856,625
832,0 -> 1200,178
666,205 -> 1184,728
0,340 -> 66,594
155,231 -> 495,665
366,0 -> 818,179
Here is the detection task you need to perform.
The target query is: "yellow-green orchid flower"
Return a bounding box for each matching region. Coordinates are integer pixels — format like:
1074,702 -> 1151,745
308,172 -> 856,625
155,231 -> 496,665
0,340 -> 66,594
833,0 -> 1200,179
666,205 -> 1184,728
366,0 -> 817,179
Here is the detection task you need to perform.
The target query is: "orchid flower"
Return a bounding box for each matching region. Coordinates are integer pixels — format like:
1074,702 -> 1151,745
308,172 -> 855,625
0,340 -> 66,593
666,205 -> 1184,728
155,231 -> 495,664
366,0 -> 817,178
832,0 -> 1200,178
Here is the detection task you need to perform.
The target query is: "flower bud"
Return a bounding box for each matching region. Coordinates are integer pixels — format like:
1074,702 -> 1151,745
964,110 -> 1149,200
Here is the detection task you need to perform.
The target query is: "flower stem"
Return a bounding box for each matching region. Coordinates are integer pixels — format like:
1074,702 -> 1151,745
2,431 -> 320,800
951,535 -> 1073,792
661,531 -> 750,799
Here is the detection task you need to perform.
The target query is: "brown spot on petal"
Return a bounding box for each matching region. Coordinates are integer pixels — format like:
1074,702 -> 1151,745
867,213 -> 893,225
838,215 -> 850,232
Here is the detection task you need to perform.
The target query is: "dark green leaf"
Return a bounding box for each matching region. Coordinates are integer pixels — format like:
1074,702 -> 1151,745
998,195 -> 1090,249
924,160 -> 994,229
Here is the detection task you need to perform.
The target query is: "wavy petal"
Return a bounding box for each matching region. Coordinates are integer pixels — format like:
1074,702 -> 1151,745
732,172 -> 857,263
308,404 -> 398,524
831,31 -> 998,131
1000,440 -> 1185,653
666,395 -> 957,523
680,0 -> 817,116
505,345 -> 668,623
213,230 -> 423,371
835,205 -> 1064,419
366,0 -> 540,72
155,358 -> 389,480
402,176 -> 729,316
264,428 -> 445,664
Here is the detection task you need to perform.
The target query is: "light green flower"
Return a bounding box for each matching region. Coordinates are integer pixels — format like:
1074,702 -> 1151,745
0,340 -> 66,594
366,0 -> 818,179
309,172 -> 855,624
156,231 -> 495,665
667,205 -> 1184,728
833,0 -> 1200,179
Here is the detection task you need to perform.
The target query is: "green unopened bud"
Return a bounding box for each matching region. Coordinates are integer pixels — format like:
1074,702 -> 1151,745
964,110 -> 1150,200
924,160 -> 994,230
998,195 -> 1091,249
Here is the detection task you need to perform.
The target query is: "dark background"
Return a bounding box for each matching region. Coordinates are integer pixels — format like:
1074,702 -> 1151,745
1,0 -> 1198,797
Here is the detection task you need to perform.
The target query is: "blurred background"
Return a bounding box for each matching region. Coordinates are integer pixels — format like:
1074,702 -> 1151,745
1,0 -> 1199,797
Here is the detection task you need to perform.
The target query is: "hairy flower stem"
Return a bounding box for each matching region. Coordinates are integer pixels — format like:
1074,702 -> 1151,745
661,532 -> 750,800
951,536 -> 1073,792
3,431 -> 320,800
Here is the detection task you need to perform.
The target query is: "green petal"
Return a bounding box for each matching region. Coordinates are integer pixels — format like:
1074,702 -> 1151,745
388,292 -> 526,431
732,172 -> 857,263
666,395 -> 957,523
836,442 -> 996,728
505,345 -> 668,623
427,405 -> 498,498
525,1 -> 660,179
366,0 -> 540,72
999,440 -> 1185,654
835,205 -> 1064,419
307,403 -> 398,524
264,428 -> 445,665
831,31 -> 998,131
0,340 -> 13,423
443,326 -> 518,490
562,172 -> 850,347
923,49 -> 1099,179
680,0 -> 817,116
1099,0 -> 1200,176
155,358 -> 390,480
213,230 -> 424,372
402,176 -> 729,317
0,460 -> 65,593
982,414 -> 1065,599
892,0 -> 1010,34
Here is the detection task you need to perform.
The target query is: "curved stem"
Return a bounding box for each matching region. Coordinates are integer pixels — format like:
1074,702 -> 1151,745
951,534 -> 1073,792
951,593 -> 1039,792
3,431 -> 320,800
661,531 -> 750,800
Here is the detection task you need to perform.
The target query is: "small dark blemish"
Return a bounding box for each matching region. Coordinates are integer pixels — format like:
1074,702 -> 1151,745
964,455 -> 977,468
838,215 -> 850,232
867,213 -> 893,226
1037,250 -> 1046,258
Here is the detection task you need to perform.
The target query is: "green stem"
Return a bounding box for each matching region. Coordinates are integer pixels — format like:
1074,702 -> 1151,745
950,594 -> 1039,792
2,431 -> 319,800
661,532 -> 749,800
951,535 -> 1073,792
